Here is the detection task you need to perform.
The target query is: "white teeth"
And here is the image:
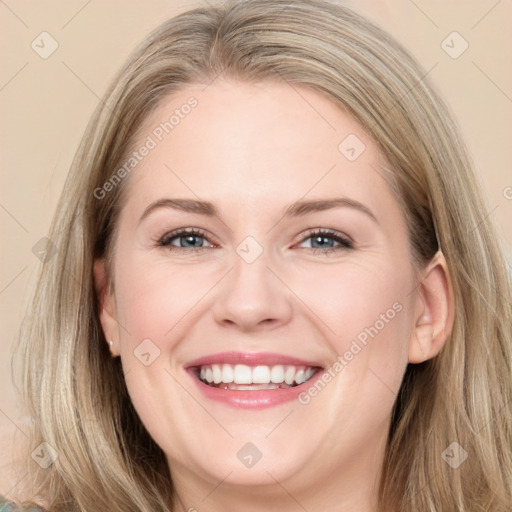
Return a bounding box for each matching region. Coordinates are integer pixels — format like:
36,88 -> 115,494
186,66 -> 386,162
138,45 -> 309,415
221,364 -> 234,383
270,365 -> 285,383
197,363 -> 318,387
252,365 -> 271,384
233,364 -> 252,384
212,364 -> 222,384
284,366 -> 296,385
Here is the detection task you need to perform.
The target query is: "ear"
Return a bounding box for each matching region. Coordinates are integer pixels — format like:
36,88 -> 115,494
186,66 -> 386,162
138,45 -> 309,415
93,259 -> 120,357
409,251 -> 454,363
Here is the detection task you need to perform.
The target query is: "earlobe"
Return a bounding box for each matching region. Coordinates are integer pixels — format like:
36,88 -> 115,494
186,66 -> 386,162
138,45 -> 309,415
93,259 -> 120,357
410,316 -> 434,363
408,251 -> 454,364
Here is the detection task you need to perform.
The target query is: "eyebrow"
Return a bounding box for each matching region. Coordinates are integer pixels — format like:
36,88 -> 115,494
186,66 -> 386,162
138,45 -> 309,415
138,197 -> 378,224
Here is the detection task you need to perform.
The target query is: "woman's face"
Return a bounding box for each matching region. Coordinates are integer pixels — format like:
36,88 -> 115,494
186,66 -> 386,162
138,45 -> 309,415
97,79 -> 434,503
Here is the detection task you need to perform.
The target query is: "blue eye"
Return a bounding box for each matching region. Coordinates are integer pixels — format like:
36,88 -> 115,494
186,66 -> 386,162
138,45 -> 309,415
159,228 -> 213,252
158,228 -> 353,254
298,229 -> 354,253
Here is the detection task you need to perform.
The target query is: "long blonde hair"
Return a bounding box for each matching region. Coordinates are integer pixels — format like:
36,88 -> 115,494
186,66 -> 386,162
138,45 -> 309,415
14,0 -> 512,510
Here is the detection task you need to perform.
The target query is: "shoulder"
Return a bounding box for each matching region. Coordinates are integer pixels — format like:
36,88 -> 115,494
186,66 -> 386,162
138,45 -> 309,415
0,497 -> 46,511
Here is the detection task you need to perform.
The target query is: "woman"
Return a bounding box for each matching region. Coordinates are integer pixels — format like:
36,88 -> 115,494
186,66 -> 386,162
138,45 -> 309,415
3,0 -> 511,510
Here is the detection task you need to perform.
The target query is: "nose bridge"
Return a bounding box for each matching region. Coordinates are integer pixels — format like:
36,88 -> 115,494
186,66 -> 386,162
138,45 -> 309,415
211,236 -> 293,331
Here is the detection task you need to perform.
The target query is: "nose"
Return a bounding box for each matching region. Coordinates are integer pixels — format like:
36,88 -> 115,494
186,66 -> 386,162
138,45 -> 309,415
211,249 -> 293,333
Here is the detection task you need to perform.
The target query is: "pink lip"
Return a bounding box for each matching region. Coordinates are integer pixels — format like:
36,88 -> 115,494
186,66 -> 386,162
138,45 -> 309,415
185,351 -> 322,368
185,351 -> 324,410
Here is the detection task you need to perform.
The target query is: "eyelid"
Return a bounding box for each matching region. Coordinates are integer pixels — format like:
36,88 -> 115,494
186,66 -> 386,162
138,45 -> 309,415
293,227 -> 353,246
158,227 -> 217,248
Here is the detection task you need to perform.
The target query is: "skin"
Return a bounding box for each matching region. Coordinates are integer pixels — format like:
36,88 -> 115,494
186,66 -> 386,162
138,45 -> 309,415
95,79 -> 453,512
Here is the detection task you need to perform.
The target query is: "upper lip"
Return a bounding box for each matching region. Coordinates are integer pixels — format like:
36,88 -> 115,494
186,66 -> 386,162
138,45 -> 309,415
185,351 -> 323,369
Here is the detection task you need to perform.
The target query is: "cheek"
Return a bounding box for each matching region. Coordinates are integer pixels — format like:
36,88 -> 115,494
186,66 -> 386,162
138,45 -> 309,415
292,258 -> 414,418
111,257 -> 212,458
114,257 -> 213,344
290,256 -> 414,349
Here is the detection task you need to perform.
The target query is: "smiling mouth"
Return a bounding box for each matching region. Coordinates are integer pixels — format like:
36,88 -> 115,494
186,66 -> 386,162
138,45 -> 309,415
194,363 -> 320,390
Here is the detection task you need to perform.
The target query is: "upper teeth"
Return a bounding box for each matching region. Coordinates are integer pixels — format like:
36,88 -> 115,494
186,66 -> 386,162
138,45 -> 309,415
199,364 -> 316,386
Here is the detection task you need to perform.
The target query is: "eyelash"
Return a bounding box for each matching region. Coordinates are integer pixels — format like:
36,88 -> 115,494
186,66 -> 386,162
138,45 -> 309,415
157,228 -> 354,254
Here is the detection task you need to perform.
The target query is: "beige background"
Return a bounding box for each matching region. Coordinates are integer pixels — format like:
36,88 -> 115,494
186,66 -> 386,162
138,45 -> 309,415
1,0 -> 511,495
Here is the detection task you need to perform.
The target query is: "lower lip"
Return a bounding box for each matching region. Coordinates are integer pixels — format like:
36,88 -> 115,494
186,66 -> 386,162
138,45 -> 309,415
187,369 -> 323,409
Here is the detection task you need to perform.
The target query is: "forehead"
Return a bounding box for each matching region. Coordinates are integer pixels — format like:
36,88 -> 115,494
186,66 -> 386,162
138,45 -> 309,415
120,79 -> 401,226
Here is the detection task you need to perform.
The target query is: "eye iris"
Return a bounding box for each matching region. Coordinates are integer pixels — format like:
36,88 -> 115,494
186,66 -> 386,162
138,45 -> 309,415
181,234 -> 203,247
311,235 -> 334,249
